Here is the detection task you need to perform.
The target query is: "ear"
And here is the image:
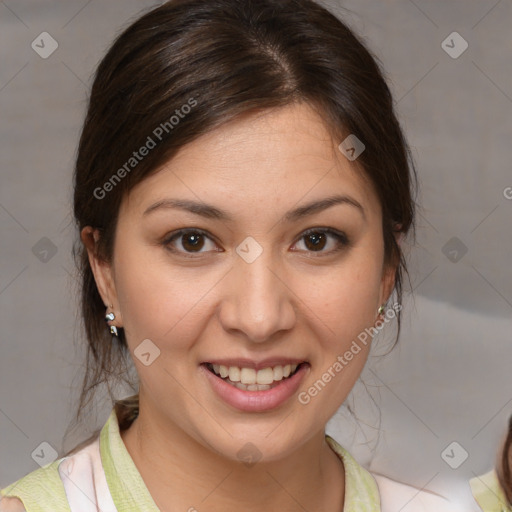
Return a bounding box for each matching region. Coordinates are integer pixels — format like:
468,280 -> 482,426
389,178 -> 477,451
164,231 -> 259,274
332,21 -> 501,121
379,260 -> 397,307
378,231 -> 403,306
81,226 -> 122,325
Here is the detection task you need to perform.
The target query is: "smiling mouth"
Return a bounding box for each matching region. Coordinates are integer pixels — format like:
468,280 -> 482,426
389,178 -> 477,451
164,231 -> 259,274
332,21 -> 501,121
204,362 -> 307,391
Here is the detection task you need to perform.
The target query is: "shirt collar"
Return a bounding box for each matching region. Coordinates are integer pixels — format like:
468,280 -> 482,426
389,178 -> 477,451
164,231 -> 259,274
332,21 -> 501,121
99,406 -> 380,511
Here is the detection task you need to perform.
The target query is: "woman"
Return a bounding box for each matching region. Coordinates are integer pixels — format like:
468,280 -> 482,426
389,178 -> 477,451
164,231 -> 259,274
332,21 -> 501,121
470,415 -> 512,511
0,0 -> 466,510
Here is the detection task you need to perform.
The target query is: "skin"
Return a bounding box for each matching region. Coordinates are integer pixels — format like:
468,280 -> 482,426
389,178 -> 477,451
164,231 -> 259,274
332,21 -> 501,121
82,102 -> 398,512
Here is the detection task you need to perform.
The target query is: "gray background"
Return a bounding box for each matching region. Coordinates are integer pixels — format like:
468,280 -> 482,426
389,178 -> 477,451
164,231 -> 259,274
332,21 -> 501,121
1,0 -> 511,510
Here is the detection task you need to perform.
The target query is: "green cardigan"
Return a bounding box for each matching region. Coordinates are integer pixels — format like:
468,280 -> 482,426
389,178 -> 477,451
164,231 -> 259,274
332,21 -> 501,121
1,407 -> 381,511
469,470 -> 512,512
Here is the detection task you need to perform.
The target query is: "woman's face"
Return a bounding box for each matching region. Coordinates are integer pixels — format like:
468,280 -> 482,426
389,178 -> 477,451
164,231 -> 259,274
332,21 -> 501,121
88,102 -> 396,462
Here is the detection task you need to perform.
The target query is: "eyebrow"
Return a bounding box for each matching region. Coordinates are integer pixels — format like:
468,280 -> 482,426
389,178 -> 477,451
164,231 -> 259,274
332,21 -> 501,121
143,194 -> 365,222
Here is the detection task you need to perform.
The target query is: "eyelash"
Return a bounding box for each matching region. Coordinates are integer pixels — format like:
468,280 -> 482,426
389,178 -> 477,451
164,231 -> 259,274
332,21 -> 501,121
162,227 -> 350,259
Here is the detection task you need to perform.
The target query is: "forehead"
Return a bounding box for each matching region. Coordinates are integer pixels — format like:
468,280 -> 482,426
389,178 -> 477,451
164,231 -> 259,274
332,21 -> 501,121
121,102 -> 380,220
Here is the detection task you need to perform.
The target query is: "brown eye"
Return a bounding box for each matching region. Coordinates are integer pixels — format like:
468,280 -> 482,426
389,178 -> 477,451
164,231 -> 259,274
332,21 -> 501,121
304,232 -> 328,251
293,228 -> 349,256
163,229 -> 219,256
181,232 -> 205,252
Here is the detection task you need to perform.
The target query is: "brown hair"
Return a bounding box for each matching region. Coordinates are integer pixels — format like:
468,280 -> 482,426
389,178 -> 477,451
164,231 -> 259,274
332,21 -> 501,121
497,415 -> 512,505
65,0 -> 417,454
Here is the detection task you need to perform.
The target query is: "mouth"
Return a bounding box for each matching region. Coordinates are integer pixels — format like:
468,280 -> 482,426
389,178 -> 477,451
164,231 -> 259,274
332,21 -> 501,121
204,362 -> 307,392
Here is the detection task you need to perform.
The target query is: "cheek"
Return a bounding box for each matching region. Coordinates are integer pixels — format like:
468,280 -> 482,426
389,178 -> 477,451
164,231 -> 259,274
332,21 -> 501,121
113,246 -> 219,352
303,250 -> 384,342
298,254 -> 383,415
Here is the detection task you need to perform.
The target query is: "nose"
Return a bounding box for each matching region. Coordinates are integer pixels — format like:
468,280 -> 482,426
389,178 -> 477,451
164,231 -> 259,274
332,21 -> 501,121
218,247 -> 296,343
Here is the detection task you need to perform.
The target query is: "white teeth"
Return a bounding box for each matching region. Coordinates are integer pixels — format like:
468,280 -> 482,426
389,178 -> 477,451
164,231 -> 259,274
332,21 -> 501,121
237,383 -> 272,391
210,362 -> 302,388
273,365 -> 283,381
228,366 -> 241,382
256,367 -> 274,385
240,368 -> 256,385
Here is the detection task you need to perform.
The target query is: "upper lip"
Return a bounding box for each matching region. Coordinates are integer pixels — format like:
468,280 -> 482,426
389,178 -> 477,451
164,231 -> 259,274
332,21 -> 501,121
203,358 -> 308,371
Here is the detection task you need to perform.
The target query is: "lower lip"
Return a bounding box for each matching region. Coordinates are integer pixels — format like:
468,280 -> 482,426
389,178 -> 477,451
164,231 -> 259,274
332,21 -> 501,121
201,363 -> 309,412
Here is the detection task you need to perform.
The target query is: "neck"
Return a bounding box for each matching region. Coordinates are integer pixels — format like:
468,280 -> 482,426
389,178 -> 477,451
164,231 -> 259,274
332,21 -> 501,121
120,403 -> 345,511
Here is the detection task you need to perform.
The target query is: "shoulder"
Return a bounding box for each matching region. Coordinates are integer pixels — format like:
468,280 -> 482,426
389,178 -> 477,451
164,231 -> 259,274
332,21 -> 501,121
469,469 -> 511,511
373,473 -> 466,512
0,457 -> 71,512
325,435 -> 468,511
1,435 -> 116,512
0,497 -> 26,512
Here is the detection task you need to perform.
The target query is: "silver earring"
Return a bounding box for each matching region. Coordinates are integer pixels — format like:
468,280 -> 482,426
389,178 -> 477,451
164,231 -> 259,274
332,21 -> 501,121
105,305 -> 118,336
377,304 -> 386,315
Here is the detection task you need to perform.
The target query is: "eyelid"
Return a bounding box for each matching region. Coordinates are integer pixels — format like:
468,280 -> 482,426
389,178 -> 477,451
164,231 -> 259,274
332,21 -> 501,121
297,227 -> 349,246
